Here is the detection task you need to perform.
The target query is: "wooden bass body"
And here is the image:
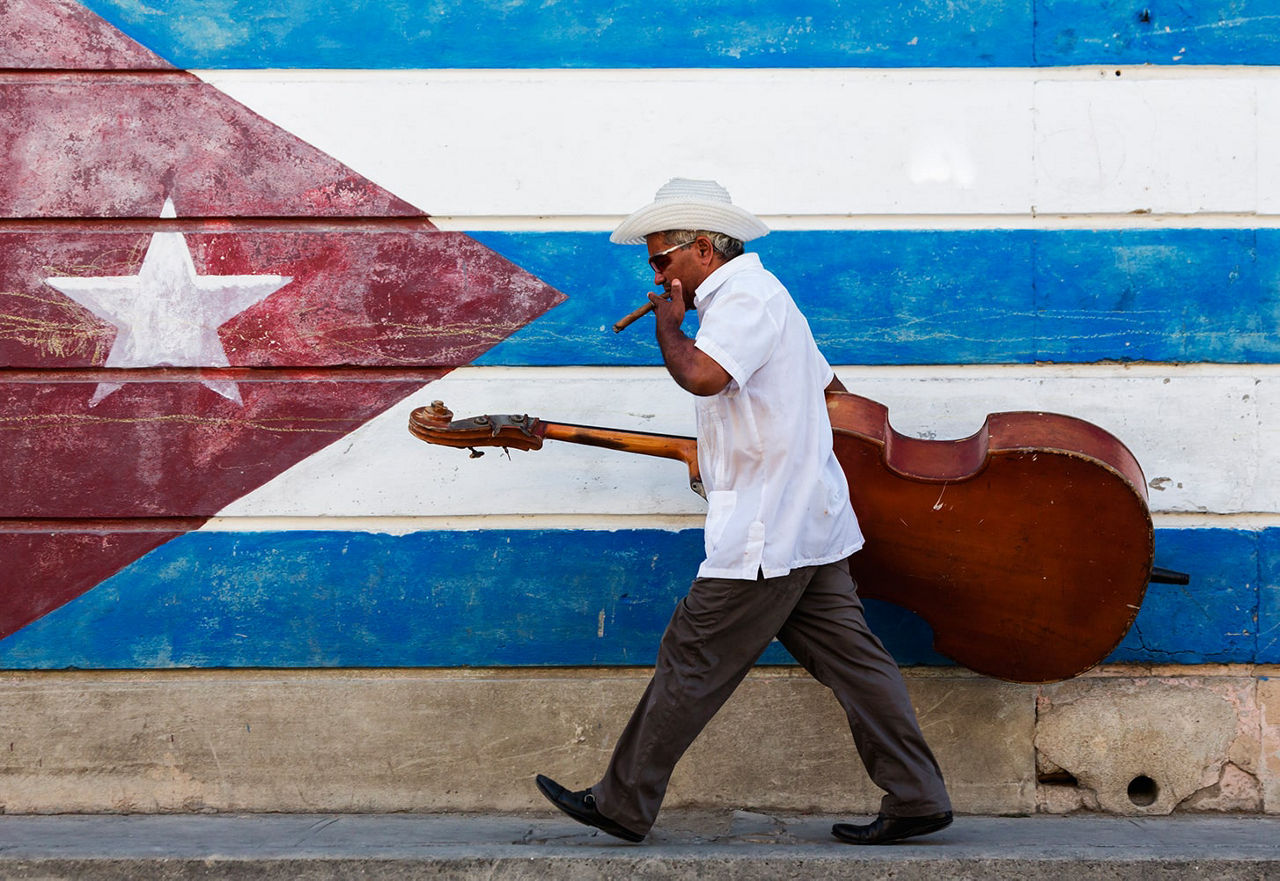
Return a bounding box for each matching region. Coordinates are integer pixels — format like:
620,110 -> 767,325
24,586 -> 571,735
826,394 -> 1152,683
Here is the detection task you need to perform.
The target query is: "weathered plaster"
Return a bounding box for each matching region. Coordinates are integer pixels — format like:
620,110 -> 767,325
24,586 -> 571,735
1036,673 -> 1266,815
1260,676 -> 1280,812
1,666 -> 1276,816
0,668 -> 1031,815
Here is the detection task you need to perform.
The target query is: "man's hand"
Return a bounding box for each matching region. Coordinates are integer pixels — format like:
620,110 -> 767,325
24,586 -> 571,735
648,279 -> 687,331
650,280 -> 730,396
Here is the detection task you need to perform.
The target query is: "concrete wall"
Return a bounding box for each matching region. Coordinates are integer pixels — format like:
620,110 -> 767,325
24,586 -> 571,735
1,665 -> 1276,816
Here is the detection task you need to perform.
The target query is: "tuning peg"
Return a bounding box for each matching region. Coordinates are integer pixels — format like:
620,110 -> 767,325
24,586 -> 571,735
417,400 -> 454,427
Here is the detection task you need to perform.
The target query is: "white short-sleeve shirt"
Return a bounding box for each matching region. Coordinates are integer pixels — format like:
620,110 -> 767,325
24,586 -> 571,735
690,253 -> 864,580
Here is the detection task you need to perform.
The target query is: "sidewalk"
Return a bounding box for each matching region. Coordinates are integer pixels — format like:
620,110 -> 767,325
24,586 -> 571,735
0,811 -> 1277,879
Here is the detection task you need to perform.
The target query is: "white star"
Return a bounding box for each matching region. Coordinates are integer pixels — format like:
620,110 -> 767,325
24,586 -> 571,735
46,199 -> 291,405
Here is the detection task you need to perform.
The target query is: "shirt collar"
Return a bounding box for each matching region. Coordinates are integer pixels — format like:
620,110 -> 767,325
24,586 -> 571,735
694,252 -> 761,310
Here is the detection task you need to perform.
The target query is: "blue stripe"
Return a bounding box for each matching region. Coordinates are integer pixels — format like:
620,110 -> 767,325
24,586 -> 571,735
1034,0 -> 1280,65
0,527 -> 1270,669
1261,528 -> 1280,661
75,0 -> 1280,68
78,0 -> 1030,69
473,229 -> 1280,367
1109,528 -> 1270,665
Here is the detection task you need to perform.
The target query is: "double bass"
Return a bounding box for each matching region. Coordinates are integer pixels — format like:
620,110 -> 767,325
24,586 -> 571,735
408,393 -> 1186,684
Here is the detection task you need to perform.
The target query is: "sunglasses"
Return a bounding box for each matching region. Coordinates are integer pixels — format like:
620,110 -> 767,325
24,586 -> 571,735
647,240 -> 697,273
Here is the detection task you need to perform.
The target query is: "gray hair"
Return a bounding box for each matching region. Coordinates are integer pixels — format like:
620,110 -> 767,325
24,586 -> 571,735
662,229 -> 745,261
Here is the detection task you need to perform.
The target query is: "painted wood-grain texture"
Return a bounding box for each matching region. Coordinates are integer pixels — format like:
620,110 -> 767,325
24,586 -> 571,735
466,230 -> 1280,366
67,0 -> 1280,68
0,0 -> 563,639
220,367 -> 1276,520
0,0 -> 1273,678
199,71 -> 1280,220
0,527 -> 1270,668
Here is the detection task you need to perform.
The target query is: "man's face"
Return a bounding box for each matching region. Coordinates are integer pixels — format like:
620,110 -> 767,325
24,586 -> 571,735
645,233 -> 705,308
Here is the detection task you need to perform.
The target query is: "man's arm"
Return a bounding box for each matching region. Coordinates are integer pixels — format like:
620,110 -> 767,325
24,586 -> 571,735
649,281 -> 731,396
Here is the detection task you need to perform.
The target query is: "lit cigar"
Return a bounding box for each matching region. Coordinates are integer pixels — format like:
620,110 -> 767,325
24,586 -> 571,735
611,292 -> 670,333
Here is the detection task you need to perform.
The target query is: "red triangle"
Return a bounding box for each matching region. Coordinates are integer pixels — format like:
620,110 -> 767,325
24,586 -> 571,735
0,1 -> 566,640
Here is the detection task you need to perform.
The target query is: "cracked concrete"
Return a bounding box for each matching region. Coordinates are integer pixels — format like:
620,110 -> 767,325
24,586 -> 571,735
1035,674 -> 1265,814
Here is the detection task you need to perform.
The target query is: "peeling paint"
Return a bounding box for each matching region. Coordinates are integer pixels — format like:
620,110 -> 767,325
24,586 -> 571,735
1036,677 -> 1254,815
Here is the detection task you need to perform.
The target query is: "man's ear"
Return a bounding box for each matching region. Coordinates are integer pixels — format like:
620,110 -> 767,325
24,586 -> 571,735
696,235 -> 714,263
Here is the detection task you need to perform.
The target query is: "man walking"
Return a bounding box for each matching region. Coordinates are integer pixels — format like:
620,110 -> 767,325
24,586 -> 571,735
536,178 -> 952,845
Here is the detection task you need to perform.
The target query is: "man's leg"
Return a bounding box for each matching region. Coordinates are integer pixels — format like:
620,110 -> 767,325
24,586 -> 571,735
775,560 -> 951,818
592,570 -> 811,835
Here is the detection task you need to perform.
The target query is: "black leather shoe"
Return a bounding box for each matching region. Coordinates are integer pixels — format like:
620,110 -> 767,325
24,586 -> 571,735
535,774 -> 645,842
832,811 -> 952,845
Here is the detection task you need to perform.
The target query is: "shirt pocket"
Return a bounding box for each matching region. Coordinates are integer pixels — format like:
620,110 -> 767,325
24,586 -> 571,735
703,490 -> 738,555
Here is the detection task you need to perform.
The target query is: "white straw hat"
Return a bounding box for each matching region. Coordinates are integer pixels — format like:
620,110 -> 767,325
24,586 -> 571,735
610,178 -> 770,245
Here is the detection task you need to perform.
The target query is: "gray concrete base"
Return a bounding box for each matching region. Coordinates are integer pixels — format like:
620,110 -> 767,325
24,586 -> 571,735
0,812 -> 1276,879
2,665 -> 1278,816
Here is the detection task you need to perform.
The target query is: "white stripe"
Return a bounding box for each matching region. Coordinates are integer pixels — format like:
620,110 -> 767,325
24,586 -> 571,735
424,214 -> 1280,233
197,512 -> 1280,532
197,68 -> 1280,225
212,364 -> 1280,523
198,514 -> 707,534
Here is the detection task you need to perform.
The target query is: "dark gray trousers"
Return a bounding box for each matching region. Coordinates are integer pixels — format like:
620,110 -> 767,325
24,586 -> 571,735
592,559 -> 951,835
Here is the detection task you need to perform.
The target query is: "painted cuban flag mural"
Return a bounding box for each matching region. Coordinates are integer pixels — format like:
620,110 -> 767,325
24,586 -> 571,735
0,0 -> 567,661
1,0 -> 1277,669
